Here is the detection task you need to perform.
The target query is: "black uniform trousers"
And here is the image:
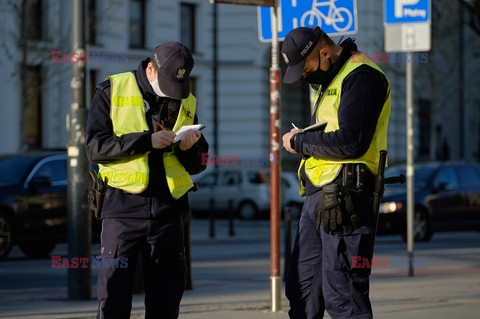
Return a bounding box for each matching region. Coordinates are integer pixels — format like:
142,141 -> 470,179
285,189 -> 375,319
96,214 -> 186,319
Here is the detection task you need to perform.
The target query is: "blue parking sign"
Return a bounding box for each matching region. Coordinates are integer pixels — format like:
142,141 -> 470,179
258,0 -> 357,42
384,0 -> 430,24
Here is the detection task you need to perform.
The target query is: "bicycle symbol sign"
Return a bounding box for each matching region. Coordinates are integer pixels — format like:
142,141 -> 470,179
258,0 -> 357,42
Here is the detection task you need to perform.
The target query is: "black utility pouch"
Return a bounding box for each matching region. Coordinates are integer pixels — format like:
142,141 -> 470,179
88,169 -> 107,220
342,164 -> 356,188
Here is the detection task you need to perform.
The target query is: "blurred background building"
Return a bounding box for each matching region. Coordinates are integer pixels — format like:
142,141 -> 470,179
0,0 -> 479,170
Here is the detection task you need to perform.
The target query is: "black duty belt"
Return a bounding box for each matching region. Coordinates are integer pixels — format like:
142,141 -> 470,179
341,163 -> 375,191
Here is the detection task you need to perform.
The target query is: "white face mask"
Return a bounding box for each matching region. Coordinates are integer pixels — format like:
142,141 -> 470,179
149,78 -> 170,98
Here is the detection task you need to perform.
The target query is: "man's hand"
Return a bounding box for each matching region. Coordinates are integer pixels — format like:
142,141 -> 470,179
282,128 -> 302,154
179,130 -> 202,151
151,130 -> 176,149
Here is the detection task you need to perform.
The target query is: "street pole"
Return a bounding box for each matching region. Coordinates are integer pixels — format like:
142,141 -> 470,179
458,4 -> 464,159
68,0 -> 91,299
269,0 -> 281,312
213,1 -> 219,158
208,0 -> 279,310
406,52 -> 415,277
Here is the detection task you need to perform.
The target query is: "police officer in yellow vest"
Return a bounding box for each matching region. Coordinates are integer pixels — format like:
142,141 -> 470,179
281,27 -> 391,319
86,42 -> 208,319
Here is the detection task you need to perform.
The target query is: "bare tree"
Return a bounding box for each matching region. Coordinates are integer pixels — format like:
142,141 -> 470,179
0,0 -> 117,150
0,0 -> 73,150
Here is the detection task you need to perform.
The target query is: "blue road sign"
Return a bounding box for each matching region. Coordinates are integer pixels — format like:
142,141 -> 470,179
258,0 -> 357,42
384,0 -> 430,24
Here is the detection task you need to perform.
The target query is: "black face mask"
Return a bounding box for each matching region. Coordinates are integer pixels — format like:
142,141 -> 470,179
305,56 -> 334,88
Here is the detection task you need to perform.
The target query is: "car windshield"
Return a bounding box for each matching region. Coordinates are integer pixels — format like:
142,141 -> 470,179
386,165 -> 437,188
0,156 -> 38,185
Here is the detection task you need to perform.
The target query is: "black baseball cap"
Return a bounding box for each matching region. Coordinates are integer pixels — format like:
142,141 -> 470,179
151,42 -> 194,99
281,27 -> 323,84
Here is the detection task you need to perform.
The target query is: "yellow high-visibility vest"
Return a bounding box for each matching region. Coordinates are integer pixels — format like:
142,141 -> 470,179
298,54 -> 391,195
99,72 -> 195,199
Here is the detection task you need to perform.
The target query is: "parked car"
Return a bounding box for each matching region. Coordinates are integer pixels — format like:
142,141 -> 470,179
0,151 -> 100,260
378,161 -> 480,241
189,168 -> 304,219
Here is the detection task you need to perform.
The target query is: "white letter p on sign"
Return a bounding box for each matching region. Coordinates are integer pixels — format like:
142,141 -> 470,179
395,0 -> 420,18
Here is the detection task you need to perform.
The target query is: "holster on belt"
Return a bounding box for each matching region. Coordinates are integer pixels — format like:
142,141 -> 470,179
88,169 -> 107,220
342,163 -> 373,191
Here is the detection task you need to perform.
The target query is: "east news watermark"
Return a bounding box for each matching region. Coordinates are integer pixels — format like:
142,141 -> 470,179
201,153 -> 279,166
51,50 -> 128,63
352,51 -> 429,64
51,256 -> 128,269
352,256 -> 428,269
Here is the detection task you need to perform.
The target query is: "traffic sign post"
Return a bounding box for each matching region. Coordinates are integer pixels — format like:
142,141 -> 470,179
258,0 -> 357,42
384,0 -> 431,278
384,0 -> 431,52
211,0 -> 282,311
384,23 -> 430,52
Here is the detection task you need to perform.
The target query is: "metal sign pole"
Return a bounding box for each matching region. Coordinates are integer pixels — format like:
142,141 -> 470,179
68,0 -> 91,299
210,0 -> 280,310
406,52 -> 415,277
269,0 -> 282,312
384,0 -> 431,278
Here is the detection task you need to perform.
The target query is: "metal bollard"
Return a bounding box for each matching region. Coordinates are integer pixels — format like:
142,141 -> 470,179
184,211 -> 193,290
209,197 -> 215,238
283,206 -> 292,282
228,199 -> 235,237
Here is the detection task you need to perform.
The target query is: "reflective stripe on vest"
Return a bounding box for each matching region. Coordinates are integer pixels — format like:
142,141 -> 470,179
298,54 -> 391,195
99,72 -> 196,198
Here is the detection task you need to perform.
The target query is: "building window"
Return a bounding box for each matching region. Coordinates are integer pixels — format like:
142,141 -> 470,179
129,0 -> 145,49
25,0 -> 43,40
180,3 -> 196,52
88,0 -> 97,45
23,66 -> 43,148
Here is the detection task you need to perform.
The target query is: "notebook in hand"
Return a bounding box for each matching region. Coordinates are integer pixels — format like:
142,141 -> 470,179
173,124 -> 205,144
302,121 -> 327,132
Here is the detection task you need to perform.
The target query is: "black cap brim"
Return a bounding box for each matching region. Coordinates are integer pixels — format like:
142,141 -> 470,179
283,59 -> 306,84
157,73 -> 190,100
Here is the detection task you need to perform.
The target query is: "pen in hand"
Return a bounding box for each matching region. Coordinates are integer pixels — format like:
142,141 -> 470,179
151,115 -> 166,131
291,122 -> 299,130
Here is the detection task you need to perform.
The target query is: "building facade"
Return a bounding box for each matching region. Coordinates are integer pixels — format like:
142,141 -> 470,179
0,0 -> 478,168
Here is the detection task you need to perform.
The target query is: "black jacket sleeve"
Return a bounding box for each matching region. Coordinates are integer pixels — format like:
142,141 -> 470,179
85,81 -> 153,164
293,65 -> 388,159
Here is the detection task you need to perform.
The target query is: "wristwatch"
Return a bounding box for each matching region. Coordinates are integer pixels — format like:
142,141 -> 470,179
290,134 -> 296,150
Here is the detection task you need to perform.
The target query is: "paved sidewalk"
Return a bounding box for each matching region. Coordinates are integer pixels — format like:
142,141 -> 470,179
1,271 -> 479,318
0,219 -> 479,318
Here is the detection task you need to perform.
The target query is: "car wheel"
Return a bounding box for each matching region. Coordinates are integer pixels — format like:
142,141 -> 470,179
19,241 -> 56,259
0,214 -> 14,260
238,201 -> 258,220
414,209 -> 433,242
401,209 -> 433,242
